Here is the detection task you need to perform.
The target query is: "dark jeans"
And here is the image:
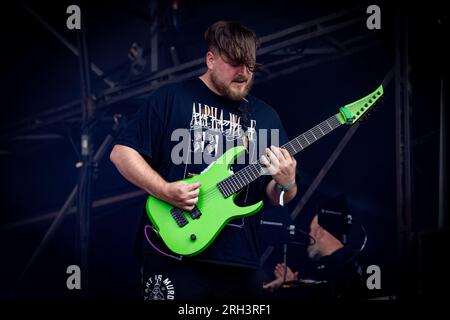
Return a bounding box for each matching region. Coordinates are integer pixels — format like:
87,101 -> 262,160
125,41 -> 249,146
141,254 -> 264,301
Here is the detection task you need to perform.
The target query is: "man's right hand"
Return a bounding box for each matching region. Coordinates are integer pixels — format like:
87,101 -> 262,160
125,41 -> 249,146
162,181 -> 201,211
274,263 -> 298,282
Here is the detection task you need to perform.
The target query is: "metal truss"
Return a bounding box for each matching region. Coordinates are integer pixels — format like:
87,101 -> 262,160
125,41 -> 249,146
1,6 -> 379,143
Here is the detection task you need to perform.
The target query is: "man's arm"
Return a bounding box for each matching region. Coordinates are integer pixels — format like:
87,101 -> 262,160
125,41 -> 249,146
261,146 -> 298,205
110,145 -> 200,211
266,179 -> 297,205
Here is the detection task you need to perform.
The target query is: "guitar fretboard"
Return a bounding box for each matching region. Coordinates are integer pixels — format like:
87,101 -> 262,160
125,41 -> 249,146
217,114 -> 342,197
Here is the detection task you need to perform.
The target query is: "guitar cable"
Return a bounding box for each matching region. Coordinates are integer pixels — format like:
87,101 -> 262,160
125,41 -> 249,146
144,225 -> 183,261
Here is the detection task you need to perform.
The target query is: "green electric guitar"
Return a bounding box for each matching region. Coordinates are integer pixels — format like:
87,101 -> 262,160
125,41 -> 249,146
146,84 -> 384,256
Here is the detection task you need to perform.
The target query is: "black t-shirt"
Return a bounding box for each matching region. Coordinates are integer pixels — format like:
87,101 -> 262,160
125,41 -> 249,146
115,77 -> 288,268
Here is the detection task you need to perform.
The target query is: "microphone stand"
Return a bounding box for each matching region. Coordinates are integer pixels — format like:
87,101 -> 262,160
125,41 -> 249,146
283,243 -> 288,284
261,220 -> 297,287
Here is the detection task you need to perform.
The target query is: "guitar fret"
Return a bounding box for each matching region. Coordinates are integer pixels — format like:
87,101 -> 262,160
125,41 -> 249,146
300,135 -> 309,147
218,184 -> 224,195
229,179 -> 237,193
288,144 -> 296,154
219,182 -> 225,195
250,165 -> 259,179
283,143 -> 293,155
235,175 -> 244,188
245,167 -> 254,180
223,184 -> 229,195
247,166 -> 255,179
255,163 -> 264,176
326,120 -> 333,130
228,181 -> 235,196
318,125 -> 325,135
305,131 -> 315,143
244,167 -> 254,182
304,134 -> 310,144
242,173 -> 250,185
235,178 -> 244,191
294,139 -> 302,151
231,166 -> 254,191
314,129 -> 321,138
224,181 -> 233,196
320,123 -> 330,134
331,116 -> 340,128
218,114 -> 343,197
328,119 -> 335,128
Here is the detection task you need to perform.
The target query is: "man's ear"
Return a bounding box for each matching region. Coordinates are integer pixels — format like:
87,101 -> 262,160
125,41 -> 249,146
205,51 -> 215,70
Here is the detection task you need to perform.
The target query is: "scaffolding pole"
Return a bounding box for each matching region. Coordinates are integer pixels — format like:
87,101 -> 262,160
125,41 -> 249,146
76,16 -> 94,293
395,8 -> 413,296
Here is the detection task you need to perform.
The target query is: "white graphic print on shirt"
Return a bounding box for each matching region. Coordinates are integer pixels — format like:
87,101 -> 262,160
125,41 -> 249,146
189,102 -> 256,157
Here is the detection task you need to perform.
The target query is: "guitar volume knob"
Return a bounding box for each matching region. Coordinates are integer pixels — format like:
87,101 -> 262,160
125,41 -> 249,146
190,234 -> 197,241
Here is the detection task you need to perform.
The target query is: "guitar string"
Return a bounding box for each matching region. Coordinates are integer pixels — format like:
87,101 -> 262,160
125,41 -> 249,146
199,117 -> 340,199
198,144 -> 297,202
194,117 -> 340,203
183,129 -> 341,213
183,116 -> 341,205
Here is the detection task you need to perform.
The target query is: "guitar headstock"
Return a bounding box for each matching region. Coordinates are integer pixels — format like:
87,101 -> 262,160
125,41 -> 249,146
337,84 -> 384,125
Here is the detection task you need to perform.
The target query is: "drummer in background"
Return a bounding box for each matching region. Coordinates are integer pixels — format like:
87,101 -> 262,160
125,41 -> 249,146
263,211 -> 365,299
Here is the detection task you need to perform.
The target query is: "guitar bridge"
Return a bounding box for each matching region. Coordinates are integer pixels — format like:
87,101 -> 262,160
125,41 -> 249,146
170,207 -> 189,227
189,206 -> 202,219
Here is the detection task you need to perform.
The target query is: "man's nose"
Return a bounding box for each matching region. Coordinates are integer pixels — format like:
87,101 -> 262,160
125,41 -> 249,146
236,64 -> 251,75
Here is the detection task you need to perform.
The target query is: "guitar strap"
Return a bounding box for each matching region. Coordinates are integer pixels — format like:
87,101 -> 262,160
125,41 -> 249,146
237,98 -> 251,152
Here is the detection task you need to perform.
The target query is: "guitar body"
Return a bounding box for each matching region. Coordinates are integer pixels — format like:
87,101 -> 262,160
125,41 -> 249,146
146,146 -> 264,256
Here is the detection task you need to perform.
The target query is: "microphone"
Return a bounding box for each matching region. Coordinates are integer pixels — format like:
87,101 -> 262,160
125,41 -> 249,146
260,220 -> 299,235
321,209 -> 343,216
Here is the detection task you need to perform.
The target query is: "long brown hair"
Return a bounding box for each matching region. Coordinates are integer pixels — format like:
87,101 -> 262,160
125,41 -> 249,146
204,21 -> 259,70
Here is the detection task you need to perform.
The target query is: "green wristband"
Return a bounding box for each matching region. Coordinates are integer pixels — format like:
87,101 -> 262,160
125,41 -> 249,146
276,180 -> 296,191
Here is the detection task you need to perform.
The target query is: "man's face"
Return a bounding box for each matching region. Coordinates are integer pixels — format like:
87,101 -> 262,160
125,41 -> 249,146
307,214 -> 344,261
208,52 -> 254,101
307,215 -> 323,261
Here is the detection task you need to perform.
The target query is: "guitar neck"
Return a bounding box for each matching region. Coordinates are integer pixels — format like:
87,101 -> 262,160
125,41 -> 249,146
217,114 -> 343,197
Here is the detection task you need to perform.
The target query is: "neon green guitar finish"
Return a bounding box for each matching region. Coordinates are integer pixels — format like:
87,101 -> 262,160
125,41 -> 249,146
338,84 -> 384,124
146,84 -> 384,256
146,146 -> 263,256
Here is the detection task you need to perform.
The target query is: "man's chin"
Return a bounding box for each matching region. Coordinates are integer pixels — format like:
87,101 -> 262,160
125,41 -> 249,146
231,91 -> 246,100
227,86 -> 250,101
307,246 -> 322,261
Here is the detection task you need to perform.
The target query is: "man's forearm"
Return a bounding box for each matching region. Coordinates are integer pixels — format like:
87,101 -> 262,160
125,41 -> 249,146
265,179 -> 297,205
110,145 -> 167,198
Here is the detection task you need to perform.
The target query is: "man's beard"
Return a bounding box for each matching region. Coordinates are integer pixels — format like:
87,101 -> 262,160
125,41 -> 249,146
210,71 -> 253,101
307,243 -> 322,262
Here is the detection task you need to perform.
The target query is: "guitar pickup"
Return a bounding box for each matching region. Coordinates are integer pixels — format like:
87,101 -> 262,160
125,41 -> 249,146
170,207 -> 189,227
189,206 -> 202,220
